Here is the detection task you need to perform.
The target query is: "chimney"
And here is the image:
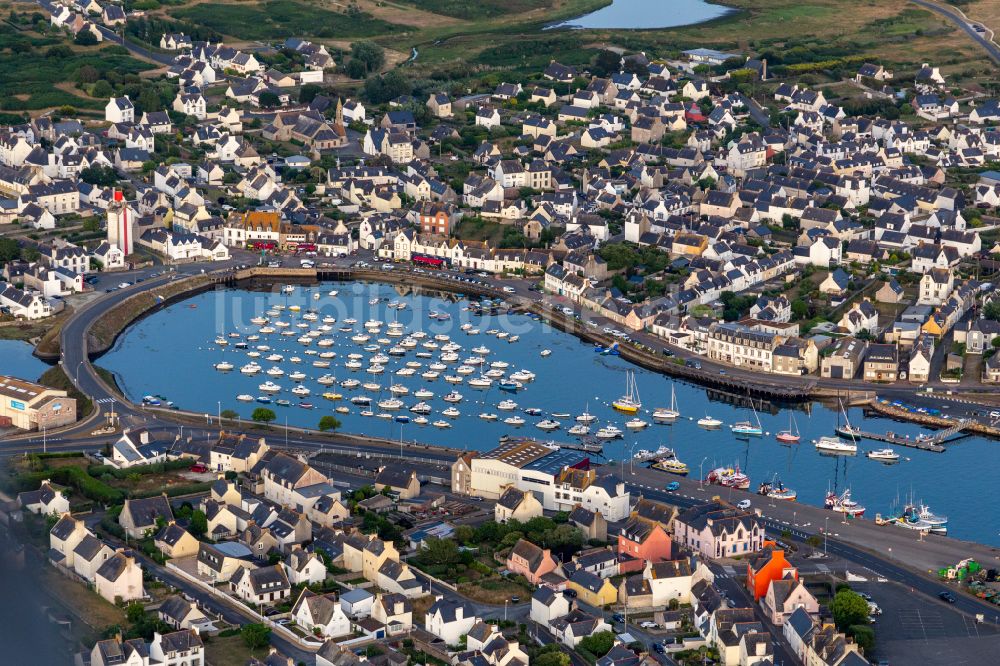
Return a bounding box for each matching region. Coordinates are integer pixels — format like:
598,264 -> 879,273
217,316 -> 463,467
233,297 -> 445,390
761,58 -> 767,81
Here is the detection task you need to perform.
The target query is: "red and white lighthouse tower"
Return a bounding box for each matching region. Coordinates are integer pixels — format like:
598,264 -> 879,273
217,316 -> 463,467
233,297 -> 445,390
107,189 -> 134,256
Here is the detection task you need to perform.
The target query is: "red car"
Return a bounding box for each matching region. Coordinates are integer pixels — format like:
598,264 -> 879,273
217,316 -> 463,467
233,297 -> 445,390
189,464 -> 208,473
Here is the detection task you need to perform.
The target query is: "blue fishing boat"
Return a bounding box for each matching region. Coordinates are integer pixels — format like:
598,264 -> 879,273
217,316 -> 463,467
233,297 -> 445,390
499,380 -> 522,392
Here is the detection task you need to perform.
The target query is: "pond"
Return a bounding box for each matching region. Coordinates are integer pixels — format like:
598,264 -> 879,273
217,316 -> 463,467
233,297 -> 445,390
100,281 -> 1000,545
550,0 -> 732,30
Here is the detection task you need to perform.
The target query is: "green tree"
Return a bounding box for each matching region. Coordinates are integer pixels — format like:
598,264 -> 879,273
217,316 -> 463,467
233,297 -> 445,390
453,524 -> 474,545
364,70 -> 411,104
421,536 -> 461,566
252,407 -> 276,423
592,50 -> 621,78
831,589 -> 869,631
791,299 -> 810,320
82,217 -> 102,233
351,40 -> 385,75
91,80 -> 114,99
0,237 -> 19,262
220,409 -> 238,420
848,624 -> 875,652
318,415 -> 341,432
189,509 -> 207,537
533,648 -> 571,666
75,64 -> 99,84
299,83 -> 322,104
257,91 -> 280,109
241,623 -> 271,650
580,631 -> 615,656
81,165 -> 118,187
20,247 -> 39,262
984,300 -> 1000,321
74,30 -> 98,46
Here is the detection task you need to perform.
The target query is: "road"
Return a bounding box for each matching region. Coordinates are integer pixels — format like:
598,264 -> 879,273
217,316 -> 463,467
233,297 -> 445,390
910,0 -> 1000,65
622,465 -> 1000,625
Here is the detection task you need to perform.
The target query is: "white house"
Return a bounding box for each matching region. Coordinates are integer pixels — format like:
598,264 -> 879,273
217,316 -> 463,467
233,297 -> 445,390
291,589 -> 351,638
105,96 -> 134,124
530,586 -> 572,628
424,597 -> 478,646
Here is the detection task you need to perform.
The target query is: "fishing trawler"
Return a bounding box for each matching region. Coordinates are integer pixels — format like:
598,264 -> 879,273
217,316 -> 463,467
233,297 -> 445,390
758,476 -> 797,501
825,489 -> 865,517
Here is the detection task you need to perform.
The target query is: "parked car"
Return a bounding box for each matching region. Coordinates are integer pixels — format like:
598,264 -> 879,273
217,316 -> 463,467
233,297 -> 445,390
666,481 -> 680,491
189,464 -> 208,473
502,286 -> 516,293
612,613 -> 625,623
653,643 -> 665,655
938,591 -> 956,603
640,621 -> 657,629
118,282 -> 131,289
736,499 -> 752,510
563,589 -> 578,598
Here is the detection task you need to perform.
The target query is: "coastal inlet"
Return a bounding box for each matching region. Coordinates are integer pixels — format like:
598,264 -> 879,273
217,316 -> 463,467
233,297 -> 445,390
100,281 -> 1000,546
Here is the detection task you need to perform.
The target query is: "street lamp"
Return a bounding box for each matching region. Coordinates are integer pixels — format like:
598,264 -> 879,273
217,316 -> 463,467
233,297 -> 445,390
824,516 -> 829,555
76,360 -> 84,387
698,457 -> 708,491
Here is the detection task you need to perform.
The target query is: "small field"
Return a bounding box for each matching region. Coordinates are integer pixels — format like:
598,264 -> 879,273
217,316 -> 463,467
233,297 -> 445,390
457,577 -> 533,604
397,0 -> 557,20
172,0 -> 404,41
205,633 -> 269,666
452,217 -> 506,245
38,567 -> 126,631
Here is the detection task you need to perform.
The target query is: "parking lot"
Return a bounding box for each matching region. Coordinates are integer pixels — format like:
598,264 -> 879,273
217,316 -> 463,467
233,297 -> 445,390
852,580 -> 1000,664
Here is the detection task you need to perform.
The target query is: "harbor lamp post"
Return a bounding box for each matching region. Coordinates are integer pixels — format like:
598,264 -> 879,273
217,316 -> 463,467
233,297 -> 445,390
824,516 -> 829,555
698,457 -> 708,491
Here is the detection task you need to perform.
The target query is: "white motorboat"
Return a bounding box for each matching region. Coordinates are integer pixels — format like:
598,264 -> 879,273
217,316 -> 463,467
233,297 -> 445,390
697,416 -> 723,429
377,398 -> 403,410
241,363 -> 262,375
625,418 -> 649,430
490,361 -> 510,369
340,378 -> 361,389
291,386 -> 311,397
250,316 -> 268,325
536,419 -> 561,431
390,384 -> 410,395
317,338 -> 335,347
410,402 -> 432,414
214,361 -> 234,371
289,356 -> 303,364
413,416 -> 429,425
469,376 -> 492,388
362,382 -> 381,392
443,391 -> 463,403
510,370 -> 535,382
540,349 -> 551,357
312,360 -> 331,368
266,366 -> 284,377
867,448 -> 900,462
351,396 -> 371,405
442,407 -> 461,418
414,388 -> 434,399
396,368 -> 416,377
576,408 -> 597,424
406,361 -> 423,369
351,334 -> 370,344
433,420 -> 451,429
259,326 -> 275,334
319,351 -> 336,359
259,381 -> 282,393
366,365 -> 385,374
317,375 -> 336,385
360,410 -> 375,417
266,353 -> 284,362
247,351 -> 262,358
479,412 -> 499,421
472,345 -> 491,355
595,424 -> 623,440
568,424 -> 590,436
484,369 -> 506,379
288,371 -> 306,381
503,415 -> 526,426
429,362 -> 447,372
498,399 -> 518,411
421,370 -> 440,380
456,365 -> 476,375
444,375 -> 463,383
214,336 -> 228,346
237,394 -> 254,402
815,436 -> 857,455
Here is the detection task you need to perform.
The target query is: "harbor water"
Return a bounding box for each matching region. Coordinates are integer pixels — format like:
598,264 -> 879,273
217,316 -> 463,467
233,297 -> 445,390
549,0 -> 732,30
1,340 -> 51,382
100,282 -> 1000,546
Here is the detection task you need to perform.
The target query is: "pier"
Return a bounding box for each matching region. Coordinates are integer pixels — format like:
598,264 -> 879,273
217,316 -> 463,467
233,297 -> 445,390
842,416 -> 976,453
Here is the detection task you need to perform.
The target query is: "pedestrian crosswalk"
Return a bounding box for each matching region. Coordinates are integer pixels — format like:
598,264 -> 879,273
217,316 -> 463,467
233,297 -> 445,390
96,398 -> 116,405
